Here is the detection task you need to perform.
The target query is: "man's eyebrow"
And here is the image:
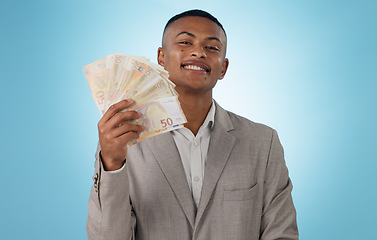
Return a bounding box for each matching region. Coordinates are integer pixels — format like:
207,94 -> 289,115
176,32 -> 223,45
206,37 -> 222,45
176,31 -> 195,38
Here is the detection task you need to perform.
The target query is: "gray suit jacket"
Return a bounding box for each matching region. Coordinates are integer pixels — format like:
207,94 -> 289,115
87,102 -> 298,240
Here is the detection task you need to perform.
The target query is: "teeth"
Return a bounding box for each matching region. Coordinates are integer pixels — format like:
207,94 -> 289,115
184,65 -> 205,71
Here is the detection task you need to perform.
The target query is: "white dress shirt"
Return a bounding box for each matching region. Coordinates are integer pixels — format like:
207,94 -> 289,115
170,101 -> 215,208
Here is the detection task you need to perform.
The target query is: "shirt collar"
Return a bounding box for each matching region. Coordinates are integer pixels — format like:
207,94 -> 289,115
171,99 -> 216,139
203,99 -> 216,130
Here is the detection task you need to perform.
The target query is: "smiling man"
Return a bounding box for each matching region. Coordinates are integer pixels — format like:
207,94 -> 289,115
87,10 -> 298,240
157,14 -> 228,137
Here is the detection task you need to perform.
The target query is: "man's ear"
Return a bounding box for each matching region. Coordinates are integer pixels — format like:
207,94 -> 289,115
219,58 -> 229,80
157,47 -> 165,67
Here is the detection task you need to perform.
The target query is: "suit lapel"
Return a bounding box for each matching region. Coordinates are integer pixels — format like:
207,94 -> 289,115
147,132 -> 196,229
194,103 -> 236,228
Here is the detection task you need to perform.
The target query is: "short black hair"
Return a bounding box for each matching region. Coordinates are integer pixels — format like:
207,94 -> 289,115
163,9 -> 226,36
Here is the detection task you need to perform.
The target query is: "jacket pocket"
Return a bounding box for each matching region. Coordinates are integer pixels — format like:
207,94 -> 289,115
223,183 -> 258,201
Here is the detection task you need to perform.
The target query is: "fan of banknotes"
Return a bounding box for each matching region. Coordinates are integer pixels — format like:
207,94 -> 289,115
83,53 -> 187,145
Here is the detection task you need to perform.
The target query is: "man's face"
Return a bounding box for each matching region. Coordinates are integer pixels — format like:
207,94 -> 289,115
158,16 -> 229,95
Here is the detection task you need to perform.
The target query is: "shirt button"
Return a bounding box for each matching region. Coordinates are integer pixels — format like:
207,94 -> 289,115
193,141 -> 198,146
193,176 -> 200,182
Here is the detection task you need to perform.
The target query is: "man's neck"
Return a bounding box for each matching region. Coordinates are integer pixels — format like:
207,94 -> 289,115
178,91 -> 213,136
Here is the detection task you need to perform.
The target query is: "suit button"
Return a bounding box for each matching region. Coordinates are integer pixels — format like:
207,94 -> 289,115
93,173 -> 98,182
93,173 -> 99,192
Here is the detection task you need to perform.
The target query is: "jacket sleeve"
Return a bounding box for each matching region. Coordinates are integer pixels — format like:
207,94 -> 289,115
86,144 -> 136,240
260,130 -> 299,240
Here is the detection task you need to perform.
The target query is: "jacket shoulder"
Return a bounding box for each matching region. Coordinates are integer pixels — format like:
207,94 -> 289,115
225,110 -> 275,136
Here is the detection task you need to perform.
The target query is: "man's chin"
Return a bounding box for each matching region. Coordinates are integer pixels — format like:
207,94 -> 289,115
176,83 -> 217,94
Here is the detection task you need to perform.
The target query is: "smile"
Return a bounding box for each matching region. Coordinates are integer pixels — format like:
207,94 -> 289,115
181,62 -> 210,72
184,65 -> 205,71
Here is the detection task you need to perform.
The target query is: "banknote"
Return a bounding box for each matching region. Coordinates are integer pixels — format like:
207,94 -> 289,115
132,77 -> 177,105
83,57 -> 107,115
126,96 -> 187,146
105,54 -> 129,110
125,96 -> 186,132
128,124 -> 184,146
83,54 -> 187,145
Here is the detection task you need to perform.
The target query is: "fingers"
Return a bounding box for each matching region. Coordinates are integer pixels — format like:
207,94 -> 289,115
111,122 -> 145,139
116,130 -> 141,145
98,99 -> 145,146
106,110 -> 141,129
98,110 -> 144,145
99,99 -> 135,127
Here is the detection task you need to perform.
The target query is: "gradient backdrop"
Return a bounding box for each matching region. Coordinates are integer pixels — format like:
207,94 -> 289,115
1,0 -> 376,239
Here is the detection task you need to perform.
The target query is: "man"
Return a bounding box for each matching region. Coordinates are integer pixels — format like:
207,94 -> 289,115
87,10 -> 298,240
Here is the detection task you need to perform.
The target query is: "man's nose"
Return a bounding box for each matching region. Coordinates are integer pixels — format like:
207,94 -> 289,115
190,45 -> 207,58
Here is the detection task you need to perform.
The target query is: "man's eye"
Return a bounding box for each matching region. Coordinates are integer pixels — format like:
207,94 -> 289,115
207,46 -> 219,51
179,41 -> 191,45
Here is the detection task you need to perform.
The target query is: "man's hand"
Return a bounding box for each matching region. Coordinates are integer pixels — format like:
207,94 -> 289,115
98,99 -> 144,171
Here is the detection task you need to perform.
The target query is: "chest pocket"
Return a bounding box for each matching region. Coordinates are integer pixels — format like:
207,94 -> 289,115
223,183 -> 258,201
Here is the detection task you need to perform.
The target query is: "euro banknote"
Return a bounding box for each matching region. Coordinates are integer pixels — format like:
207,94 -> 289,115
84,53 -> 187,145
126,96 -> 186,145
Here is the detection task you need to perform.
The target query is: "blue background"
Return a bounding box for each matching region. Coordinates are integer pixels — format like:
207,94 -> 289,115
1,0 -> 376,239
